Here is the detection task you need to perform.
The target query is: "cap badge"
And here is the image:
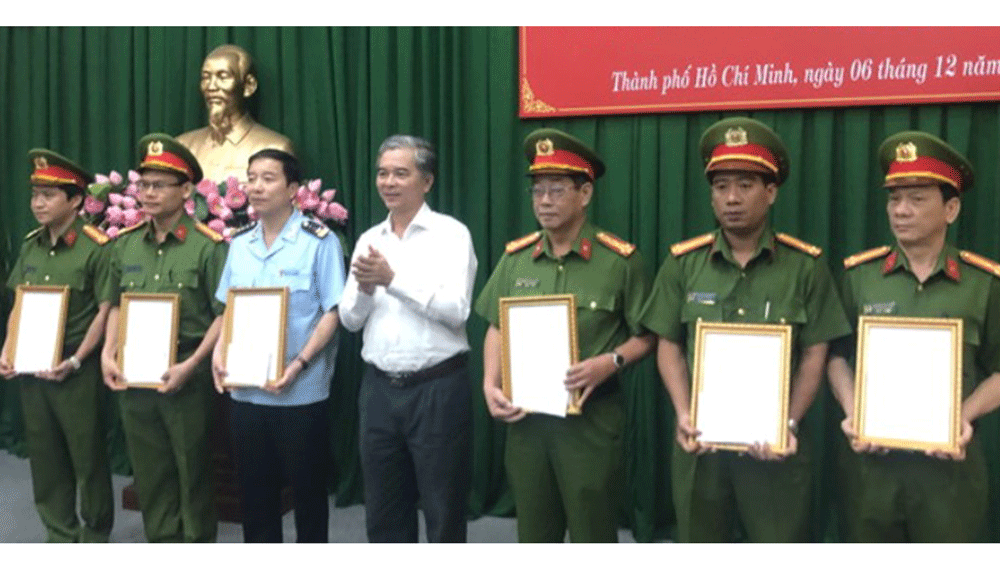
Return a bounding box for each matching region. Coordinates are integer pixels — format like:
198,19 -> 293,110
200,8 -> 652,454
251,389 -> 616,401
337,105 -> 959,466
535,138 -> 554,157
724,127 -> 748,147
33,156 -> 48,170
895,142 -> 918,163
148,141 -> 164,156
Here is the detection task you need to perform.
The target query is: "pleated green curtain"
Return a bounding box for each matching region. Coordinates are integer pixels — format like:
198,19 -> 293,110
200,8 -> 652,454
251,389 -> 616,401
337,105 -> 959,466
2,26 -> 1000,542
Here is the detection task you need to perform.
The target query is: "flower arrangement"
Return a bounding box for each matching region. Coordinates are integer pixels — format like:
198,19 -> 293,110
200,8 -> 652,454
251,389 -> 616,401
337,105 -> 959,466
84,171 -> 349,242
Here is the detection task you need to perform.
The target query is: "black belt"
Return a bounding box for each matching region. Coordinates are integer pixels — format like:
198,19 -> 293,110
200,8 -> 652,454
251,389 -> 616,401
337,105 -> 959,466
372,353 -> 468,388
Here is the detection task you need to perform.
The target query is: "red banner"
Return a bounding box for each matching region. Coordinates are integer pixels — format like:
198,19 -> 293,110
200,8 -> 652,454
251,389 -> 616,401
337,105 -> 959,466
519,27 -> 1000,118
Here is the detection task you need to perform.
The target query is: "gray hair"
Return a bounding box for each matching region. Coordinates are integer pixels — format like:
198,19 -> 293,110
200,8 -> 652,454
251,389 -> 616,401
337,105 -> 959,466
377,134 -> 436,178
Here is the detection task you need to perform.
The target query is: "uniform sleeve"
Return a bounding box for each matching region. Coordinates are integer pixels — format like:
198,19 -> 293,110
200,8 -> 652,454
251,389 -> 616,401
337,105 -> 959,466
637,253 -> 686,343
473,253 -> 509,328
214,241 -> 235,306
315,231 -> 347,313
622,250 -> 652,336
106,238 -> 124,305
828,267 -> 858,362
798,257 -> 852,348
5,243 -> 26,291
203,241 -> 229,317
91,242 -> 114,305
977,275 -> 1000,375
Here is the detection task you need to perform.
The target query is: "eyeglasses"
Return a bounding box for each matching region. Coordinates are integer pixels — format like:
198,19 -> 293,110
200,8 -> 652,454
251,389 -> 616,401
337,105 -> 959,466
137,180 -> 183,191
528,185 -> 572,201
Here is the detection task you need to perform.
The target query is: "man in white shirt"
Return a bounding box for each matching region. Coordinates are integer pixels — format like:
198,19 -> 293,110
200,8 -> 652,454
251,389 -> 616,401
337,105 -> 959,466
339,134 -> 478,542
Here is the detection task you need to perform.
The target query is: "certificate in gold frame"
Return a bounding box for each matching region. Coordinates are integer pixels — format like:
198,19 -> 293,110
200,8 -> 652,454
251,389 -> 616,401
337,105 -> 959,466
118,292 -> 180,389
690,319 -> 793,454
221,287 -> 289,388
9,285 -> 70,373
499,294 -> 581,416
853,315 -> 962,455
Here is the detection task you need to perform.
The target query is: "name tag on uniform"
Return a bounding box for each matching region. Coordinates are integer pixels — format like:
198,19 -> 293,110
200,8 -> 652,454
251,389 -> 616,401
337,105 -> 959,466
687,292 -> 717,305
124,265 -> 142,274
514,278 -> 539,288
863,302 -> 896,314
279,268 -> 300,276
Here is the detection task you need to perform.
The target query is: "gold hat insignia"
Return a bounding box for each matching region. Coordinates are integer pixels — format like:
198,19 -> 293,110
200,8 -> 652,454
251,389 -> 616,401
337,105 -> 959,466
895,142 -> 917,162
148,141 -> 164,156
536,138 -> 554,157
724,127 -> 748,147
33,156 -> 48,170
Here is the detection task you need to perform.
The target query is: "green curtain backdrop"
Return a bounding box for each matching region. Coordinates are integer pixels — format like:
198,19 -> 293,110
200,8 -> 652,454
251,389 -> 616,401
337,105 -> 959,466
2,26 -> 1000,542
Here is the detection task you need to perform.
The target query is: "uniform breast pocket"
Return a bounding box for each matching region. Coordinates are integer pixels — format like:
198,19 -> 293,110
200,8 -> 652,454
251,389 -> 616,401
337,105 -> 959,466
681,300 -> 723,326
50,267 -> 88,293
770,298 -> 807,327
575,293 -> 618,336
120,266 -> 147,292
282,269 -> 317,316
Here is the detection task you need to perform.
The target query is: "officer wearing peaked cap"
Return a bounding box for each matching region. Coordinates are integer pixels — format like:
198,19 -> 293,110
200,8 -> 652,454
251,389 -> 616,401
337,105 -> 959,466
639,117 -> 850,542
828,131 -> 1000,542
1,149 -> 114,542
476,128 -> 655,542
100,133 -> 228,542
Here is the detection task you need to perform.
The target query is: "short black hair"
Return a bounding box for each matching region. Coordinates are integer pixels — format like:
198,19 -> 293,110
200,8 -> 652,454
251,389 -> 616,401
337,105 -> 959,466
248,149 -> 302,185
939,184 -> 960,203
59,185 -> 86,210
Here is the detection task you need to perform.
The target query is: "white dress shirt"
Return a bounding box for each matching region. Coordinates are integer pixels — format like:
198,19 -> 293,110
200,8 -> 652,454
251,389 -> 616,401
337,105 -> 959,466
339,202 -> 477,372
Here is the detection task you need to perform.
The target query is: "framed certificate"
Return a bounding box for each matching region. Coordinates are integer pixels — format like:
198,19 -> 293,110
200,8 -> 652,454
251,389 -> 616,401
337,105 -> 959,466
220,287 -> 288,388
118,292 -> 180,388
9,285 -> 70,373
499,294 -> 581,417
690,320 -> 793,453
853,315 -> 962,454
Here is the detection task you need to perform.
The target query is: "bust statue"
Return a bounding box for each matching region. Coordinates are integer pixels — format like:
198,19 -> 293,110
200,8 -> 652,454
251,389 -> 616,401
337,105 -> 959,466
177,44 -> 295,183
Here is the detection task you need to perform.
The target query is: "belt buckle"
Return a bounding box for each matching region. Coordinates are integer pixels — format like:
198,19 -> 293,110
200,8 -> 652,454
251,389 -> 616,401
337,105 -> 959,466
387,371 -> 413,387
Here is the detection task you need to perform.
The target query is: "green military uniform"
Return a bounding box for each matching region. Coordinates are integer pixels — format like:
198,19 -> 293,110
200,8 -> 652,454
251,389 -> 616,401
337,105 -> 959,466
475,128 -> 651,542
831,131 -> 996,542
108,134 -> 227,542
640,227 -> 850,541
476,224 -> 650,542
638,117 -> 850,542
4,150 -> 113,542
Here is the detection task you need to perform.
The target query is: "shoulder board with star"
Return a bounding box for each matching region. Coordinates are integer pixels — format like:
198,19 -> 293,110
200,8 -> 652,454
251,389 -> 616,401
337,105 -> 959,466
81,224 -> 110,246
595,231 -> 636,258
115,221 -> 148,238
843,246 -> 891,269
505,231 -> 542,254
23,226 -> 44,241
960,250 -> 1000,278
670,232 -> 715,257
193,221 -> 225,243
231,221 -> 256,239
301,219 -> 329,239
775,232 -> 822,257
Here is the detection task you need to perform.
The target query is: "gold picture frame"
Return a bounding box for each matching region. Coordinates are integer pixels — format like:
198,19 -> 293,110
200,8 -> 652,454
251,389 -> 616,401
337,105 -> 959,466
499,294 -> 581,417
220,287 -> 289,388
853,315 -> 962,455
690,319 -> 793,454
9,285 -> 70,373
118,292 -> 180,388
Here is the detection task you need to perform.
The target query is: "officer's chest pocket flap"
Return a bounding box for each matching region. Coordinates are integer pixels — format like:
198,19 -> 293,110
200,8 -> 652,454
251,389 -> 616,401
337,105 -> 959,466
771,299 -> 807,326
170,270 -> 200,291
681,301 -> 722,323
575,293 -> 617,314
281,270 -> 312,293
50,268 -> 87,292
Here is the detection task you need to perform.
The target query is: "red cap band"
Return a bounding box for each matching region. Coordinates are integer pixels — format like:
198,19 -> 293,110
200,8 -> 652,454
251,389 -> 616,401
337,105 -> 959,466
141,152 -> 193,180
885,155 -> 962,190
530,149 -> 595,180
31,166 -> 85,187
706,143 -> 779,174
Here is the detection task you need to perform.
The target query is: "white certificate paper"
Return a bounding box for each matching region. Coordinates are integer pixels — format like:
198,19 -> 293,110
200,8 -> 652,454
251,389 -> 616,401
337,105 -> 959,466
120,296 -> 177,387
223,290 -> 286,387
12,286 -> 68,373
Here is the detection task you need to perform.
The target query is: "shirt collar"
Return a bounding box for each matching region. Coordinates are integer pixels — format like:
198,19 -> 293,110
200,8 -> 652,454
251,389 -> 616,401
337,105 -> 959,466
378,202 -> 432,237
144,213 -> 194,243
535,222 -> 597,261
710,225 -> 775,266
224,113 -> 255,145
884,243 -> 962,282
35,216 -> 83,249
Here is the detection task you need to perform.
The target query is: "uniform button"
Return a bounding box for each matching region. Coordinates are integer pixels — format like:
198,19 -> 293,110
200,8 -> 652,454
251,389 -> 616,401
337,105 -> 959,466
740,272 -> 746,278
43,275 -> 50,281
177,283 -> 183,288
590,301 -> 597,309
129,281 -> 135,287
737,308 -> 745,316
154,274 -> 160,280
558,265 -> 564,272
917,284 -> 923,292
157,249 -> 163,255
49,250 -> 55,256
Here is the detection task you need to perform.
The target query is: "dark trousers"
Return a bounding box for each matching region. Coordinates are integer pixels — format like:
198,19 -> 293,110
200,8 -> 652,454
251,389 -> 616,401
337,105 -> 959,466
230,399 -> 331,543
358,361 -> 472,542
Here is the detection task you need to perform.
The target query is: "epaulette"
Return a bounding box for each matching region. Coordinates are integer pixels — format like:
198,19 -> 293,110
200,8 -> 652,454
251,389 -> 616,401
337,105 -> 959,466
960,250 -> 1000,278
194,221 -> 225,243
23,226 -> 43,241
115,221 -> 147,238
301,219 -> 329,239
505,231 -> 542,254
843,246 -> 891,269
596,231 -> 636,258
775,232 -> 822,257
670,232 -> 714,257
81,224 -> 110,246
231,221 -> 256,239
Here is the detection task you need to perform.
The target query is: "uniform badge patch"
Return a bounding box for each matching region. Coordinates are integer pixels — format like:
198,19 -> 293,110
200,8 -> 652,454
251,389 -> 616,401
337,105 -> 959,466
687,292 -> 717,305
862,302 -> 896,314
514,278 -> 539,288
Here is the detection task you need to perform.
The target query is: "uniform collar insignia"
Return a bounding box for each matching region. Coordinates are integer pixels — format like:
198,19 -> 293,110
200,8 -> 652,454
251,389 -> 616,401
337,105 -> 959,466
532,240 -> 544,259
882,251 -> 898,274
63,228 -> 77,247
579,238 -> 592,261
174,223 -> 187,242
945,257 -> 961,282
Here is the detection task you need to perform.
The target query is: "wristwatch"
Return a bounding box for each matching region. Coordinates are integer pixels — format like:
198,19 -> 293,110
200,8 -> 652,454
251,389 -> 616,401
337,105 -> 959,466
788,418 -> 799,434
67,355 -> 81,371
610,351 -> 626,370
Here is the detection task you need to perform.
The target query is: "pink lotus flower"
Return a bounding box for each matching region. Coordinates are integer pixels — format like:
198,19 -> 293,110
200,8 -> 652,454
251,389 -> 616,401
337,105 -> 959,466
208,219 -> 226,234
84,196 -> 106,215
184,199 -> 196,216
215,206 -> 234,222
121,196 -> 138,210
315,202 -> 329,217
225,176 -> 240,192
125,184 -> 140,198
105,206 -> 124,225
108,193 -> 123,206
206,192 -> 223,208
196,178 -> 218,198
247,205 -> 259,221
299,191 -> 321,211
320,189 -> 337,202
109,170 -> 123,185
123,208 -> 142,227
307,178 -> 322,192
128,170 -> 140,183
94,173 -> 110,185
327,202 -> 349,224
106,226 -> 120,238
224,188 -> 248,209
